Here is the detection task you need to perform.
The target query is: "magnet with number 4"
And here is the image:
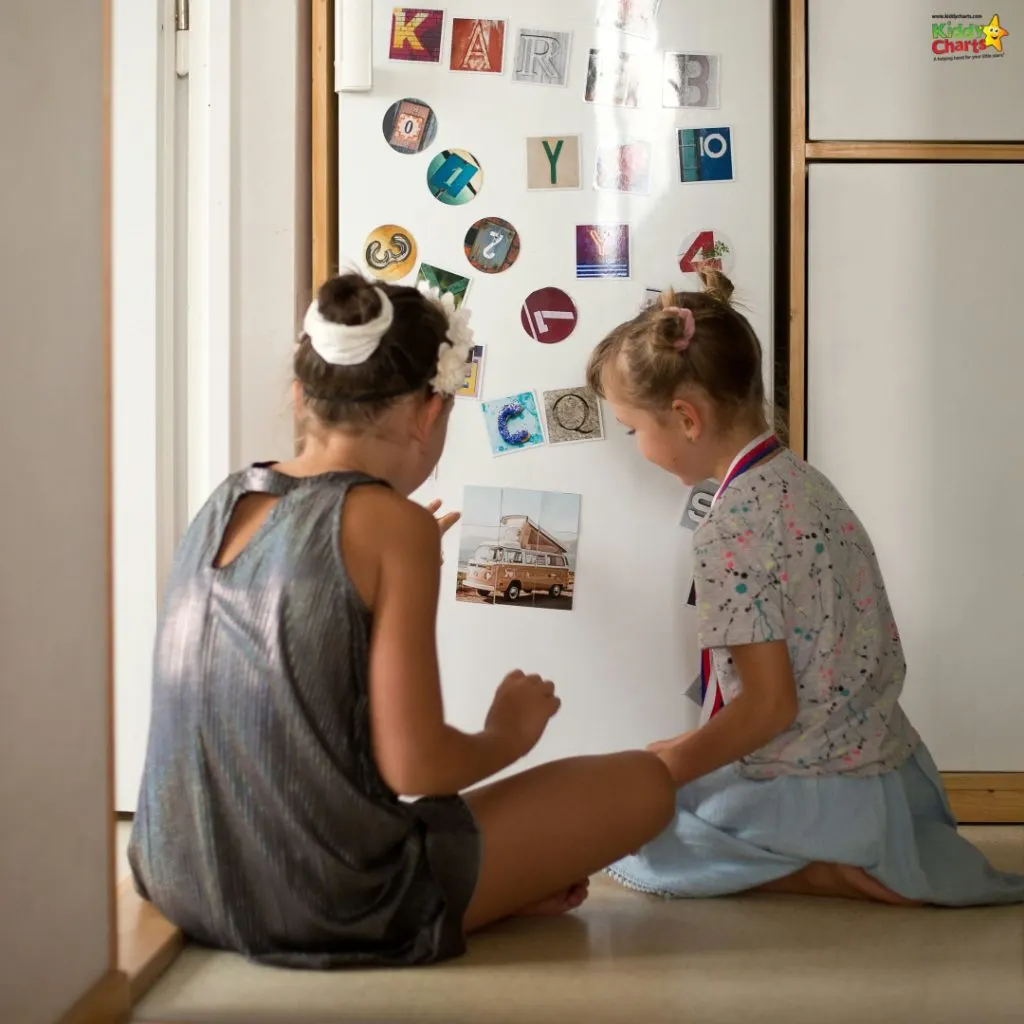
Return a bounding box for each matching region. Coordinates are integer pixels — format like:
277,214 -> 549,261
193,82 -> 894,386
678,229 -> 734,277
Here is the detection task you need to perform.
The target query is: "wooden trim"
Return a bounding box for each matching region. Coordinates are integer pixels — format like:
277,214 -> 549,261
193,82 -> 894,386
311,0 -> 337,292
807,141 -> 1024,162
57,970 -> 130,1024
787,0 -> 807,458
102,0 -> 118,972
117,877 -> 185,1004
943,773 -> 1024,824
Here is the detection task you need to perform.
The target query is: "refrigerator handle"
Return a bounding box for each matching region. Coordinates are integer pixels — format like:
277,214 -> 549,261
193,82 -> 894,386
337,0 -> 372,93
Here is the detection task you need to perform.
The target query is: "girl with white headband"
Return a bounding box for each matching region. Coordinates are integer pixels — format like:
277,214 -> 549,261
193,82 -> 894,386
129,272 -> 675,968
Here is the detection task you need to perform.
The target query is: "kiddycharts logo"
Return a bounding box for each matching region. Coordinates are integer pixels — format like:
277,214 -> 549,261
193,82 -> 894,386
932,13 -> 1009,60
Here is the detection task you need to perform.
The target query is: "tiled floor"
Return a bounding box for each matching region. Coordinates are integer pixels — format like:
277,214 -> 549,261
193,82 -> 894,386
125,826 -> 1024,1024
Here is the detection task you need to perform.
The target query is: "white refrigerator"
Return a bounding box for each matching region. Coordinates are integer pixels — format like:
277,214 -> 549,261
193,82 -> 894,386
335,0 -> 775,767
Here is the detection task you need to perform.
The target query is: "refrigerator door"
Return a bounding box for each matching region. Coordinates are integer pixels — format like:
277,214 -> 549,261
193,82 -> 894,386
336,0 -> 774,766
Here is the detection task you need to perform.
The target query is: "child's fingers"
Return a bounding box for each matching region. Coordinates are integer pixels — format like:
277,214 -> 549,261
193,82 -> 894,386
423,499 -> 442,515
436,510 -> 461,536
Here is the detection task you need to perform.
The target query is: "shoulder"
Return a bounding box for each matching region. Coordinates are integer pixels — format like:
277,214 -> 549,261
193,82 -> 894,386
340,485 -> 439,609
343,484 -> 440,557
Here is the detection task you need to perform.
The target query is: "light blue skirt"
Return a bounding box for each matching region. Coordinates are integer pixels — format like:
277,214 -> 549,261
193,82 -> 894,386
608,743 -> 1024,906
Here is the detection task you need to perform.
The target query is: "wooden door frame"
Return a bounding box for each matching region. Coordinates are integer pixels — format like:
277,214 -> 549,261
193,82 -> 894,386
786,0 -> 1024,822
312,0 -> 337,293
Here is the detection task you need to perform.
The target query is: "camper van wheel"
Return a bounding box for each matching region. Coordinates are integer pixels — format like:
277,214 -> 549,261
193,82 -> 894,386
476,589 -> 490,598
548,584 -> 562,599
505,582 -> 522,601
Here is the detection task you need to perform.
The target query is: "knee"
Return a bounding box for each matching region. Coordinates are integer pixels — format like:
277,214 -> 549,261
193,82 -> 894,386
622,751 -> 676,832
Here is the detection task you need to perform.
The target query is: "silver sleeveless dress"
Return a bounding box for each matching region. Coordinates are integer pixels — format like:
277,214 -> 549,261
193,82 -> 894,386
128,465 -> 480,968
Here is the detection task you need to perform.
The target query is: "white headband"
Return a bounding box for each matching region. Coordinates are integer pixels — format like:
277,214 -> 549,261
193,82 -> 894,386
303,287 -> 394,365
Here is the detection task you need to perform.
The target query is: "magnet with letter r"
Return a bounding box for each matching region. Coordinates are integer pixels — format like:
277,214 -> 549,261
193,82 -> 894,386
681,479 -> 716,530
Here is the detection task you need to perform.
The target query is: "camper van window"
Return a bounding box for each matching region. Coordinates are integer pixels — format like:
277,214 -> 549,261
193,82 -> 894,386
508,550 -> 523,563
474,545 -> 499,562
551,555 -> 566,568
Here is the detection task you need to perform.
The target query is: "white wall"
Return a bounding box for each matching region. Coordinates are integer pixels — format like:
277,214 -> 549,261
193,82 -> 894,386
0,2 -> 113,1021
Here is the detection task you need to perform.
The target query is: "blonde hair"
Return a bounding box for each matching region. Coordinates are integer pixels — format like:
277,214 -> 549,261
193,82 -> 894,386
586,268 -> 766,428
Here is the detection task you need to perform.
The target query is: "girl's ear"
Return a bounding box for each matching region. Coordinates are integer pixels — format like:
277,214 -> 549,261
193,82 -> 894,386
291,379 -> 304,416
412,390 -> 451,442
671,396 -> 704,441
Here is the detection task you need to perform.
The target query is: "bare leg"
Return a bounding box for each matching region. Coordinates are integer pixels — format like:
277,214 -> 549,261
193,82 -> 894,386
462,752 -> 675,933
755,863 -> 922,906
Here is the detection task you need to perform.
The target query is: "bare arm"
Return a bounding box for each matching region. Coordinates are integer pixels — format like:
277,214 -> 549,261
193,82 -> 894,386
656,641 -> 798,787
355,492 -> 520,796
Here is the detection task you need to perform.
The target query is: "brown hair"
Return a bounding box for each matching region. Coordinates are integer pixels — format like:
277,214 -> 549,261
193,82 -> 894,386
586,268 -> 766,428
294,273 -> 449,429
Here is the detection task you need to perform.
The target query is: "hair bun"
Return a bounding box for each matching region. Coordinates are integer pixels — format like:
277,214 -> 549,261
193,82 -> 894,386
697,267 -> 735,305
653,305 -> 690,351
316,273 -> 383,328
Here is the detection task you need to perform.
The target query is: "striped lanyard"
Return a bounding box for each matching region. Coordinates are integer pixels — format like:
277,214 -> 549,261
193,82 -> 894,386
693,432 -> 781,720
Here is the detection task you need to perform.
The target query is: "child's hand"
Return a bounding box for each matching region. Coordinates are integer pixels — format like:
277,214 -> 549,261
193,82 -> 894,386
423,499 -> 460,565
423,498 -> 461,538
646,731 -> 695,755
484,669 -> 561,761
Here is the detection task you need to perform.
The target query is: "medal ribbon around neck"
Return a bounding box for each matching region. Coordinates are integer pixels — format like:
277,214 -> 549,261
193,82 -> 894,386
691,432 -> 781,721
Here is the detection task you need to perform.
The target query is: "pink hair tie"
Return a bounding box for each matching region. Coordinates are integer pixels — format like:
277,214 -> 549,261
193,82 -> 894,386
667,306 -> 696,351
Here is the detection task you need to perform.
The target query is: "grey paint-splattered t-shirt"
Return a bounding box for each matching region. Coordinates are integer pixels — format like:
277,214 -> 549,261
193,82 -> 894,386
693,448 -> 919,779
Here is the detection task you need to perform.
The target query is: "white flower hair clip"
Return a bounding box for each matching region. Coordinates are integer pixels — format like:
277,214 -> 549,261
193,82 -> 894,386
417,282 -> 475,396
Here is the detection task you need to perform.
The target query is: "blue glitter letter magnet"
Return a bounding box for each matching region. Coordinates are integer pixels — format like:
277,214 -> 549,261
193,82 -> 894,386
480,390 -> 547,456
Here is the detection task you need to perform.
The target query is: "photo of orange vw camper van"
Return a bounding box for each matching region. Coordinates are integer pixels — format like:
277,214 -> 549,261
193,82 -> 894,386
455,488 -> 580,610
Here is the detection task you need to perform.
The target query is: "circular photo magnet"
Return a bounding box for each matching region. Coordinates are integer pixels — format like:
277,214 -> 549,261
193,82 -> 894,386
364,224 -> 417,281
382,97 -> 438,155
464,217 -> 520,274
427,148 -> 483,205
520,287 -> 578,343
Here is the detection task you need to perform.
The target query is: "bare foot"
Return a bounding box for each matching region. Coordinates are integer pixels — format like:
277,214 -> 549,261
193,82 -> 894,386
515,879 -> 590,918
757,863 -> 921,906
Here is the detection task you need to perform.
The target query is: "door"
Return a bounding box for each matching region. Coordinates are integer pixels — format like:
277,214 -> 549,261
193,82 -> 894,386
112,0 -> 187,810
807,162 -> 1024,770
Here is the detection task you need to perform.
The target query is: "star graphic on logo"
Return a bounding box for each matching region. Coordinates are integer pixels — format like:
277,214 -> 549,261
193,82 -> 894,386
982,14 -> 1009,51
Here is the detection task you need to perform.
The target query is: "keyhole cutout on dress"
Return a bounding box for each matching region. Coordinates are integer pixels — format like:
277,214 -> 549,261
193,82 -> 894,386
213,492 -> 283,569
